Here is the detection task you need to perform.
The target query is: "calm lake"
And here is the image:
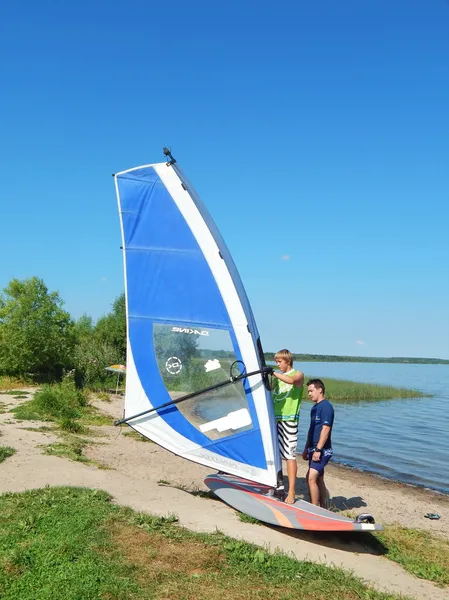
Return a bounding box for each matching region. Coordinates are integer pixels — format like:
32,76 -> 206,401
294,362 -> 449,494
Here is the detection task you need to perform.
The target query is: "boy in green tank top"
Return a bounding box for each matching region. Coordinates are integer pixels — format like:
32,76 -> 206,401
272,349 -> 304,504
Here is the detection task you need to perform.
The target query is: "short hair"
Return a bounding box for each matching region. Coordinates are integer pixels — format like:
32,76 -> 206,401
274,349 -> 294,366
307,378 -> 325,394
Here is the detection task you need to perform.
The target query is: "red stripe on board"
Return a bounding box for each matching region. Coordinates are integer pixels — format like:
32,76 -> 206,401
206,475 -> 357,531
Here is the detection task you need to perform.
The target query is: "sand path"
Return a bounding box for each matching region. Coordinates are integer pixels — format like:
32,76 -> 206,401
0,390 -> 448,600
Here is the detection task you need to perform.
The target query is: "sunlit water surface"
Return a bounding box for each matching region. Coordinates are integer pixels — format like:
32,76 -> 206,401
295,362 -> 449,494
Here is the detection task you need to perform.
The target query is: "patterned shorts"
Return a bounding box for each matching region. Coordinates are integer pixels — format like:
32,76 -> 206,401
277,421 -> 298,460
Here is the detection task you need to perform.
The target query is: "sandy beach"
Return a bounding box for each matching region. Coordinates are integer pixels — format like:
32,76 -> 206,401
1,389 -> 448,600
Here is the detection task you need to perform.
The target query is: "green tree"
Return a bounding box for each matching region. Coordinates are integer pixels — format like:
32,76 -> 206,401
73,313 -> 94,344
0,277 -> 74,380
94,293 -> 126,361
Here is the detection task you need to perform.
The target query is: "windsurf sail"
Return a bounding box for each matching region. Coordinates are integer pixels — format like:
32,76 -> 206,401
114,150 -> 282,487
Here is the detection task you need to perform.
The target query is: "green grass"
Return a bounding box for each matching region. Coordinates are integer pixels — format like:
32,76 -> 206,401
302,376 -> 429,401
11,382 -> 112,431
12,382 -> 86,424
81,406 -> 113,426
0,376 -> 31,391
159,480 -> 215,499
238,512 -> 262,524
9,382 -> 111,466
40,434 -> 110,469
21,426 -> 55,433
0,486 -> 407,600
42,437 -> 90,463
189,489 -> 215,499
373,526 -> 449,586
8,381 -> 111,465
0,446 -> 16,463
123,430 -> 153,442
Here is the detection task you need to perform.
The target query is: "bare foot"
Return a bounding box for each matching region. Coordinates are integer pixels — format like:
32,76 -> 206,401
285,495 -> 296,504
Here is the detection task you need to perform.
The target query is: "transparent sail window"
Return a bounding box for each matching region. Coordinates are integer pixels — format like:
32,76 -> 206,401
153,323 -> 252,440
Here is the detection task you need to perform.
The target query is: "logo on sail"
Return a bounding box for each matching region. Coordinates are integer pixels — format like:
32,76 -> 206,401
204,359 -> 221,372
166,356 -> 182,375
171,326 -> 209,336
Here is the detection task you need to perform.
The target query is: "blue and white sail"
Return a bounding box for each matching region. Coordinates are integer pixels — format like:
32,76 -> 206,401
114,158 -> 281,486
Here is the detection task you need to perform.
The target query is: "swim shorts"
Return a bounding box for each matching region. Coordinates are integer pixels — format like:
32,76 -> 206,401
308,449 -> 332,475
277,421 -> 298,460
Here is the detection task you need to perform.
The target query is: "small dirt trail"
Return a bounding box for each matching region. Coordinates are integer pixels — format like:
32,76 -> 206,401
0,390 -> 447,600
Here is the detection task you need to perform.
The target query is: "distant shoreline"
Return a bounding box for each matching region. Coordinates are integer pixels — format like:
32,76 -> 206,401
265,353 -> 449,365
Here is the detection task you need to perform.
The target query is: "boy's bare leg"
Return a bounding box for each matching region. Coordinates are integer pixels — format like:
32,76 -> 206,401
317,475 -> 328,508
285,458 -> 297,504
307,468 -> 321,505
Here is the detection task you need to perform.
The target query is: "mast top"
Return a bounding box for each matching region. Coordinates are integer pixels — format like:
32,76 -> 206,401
163,147 -> 176,166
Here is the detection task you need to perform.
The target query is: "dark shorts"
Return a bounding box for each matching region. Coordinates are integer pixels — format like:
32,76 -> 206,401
308,451 -> 332,476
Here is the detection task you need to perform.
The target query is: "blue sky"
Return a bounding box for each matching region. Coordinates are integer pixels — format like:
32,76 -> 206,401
1,0 -> 448,359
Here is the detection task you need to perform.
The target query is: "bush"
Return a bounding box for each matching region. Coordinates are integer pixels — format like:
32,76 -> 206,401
59,417 -> 85,434
73,339 -> 121,389
33,380 -> 87,425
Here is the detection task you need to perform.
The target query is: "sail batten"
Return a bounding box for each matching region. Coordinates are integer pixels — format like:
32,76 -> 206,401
115,160 -> 281,486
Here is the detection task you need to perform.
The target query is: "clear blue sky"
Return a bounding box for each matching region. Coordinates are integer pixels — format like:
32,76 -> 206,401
1,0 -> 448,359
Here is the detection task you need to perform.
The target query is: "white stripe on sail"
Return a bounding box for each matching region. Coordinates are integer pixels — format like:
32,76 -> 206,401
154,164 -> 278,483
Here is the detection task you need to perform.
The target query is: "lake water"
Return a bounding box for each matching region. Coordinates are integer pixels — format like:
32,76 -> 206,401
294,362 -> 449,494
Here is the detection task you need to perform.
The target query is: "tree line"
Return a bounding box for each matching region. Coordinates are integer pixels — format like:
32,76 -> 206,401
263,353 -> 449,365
1,277 -> 446,389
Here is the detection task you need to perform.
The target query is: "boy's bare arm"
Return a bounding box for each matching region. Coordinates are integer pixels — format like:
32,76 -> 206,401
273,370 -> 304,387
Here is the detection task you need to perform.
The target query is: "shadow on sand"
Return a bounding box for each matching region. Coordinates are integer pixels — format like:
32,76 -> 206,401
330,495 -> 367,510
267,525 -> 387,556
291,476 -> 368,510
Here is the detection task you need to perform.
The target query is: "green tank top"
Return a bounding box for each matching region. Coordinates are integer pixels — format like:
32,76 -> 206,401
272,369 -> 303,421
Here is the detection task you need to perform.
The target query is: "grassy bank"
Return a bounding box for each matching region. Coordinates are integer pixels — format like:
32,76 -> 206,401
374,526 -> 449,586
265,364 -> 429,400
306,376 -> 429,401
0,486 -> 406,600
237,512 -> 449,587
